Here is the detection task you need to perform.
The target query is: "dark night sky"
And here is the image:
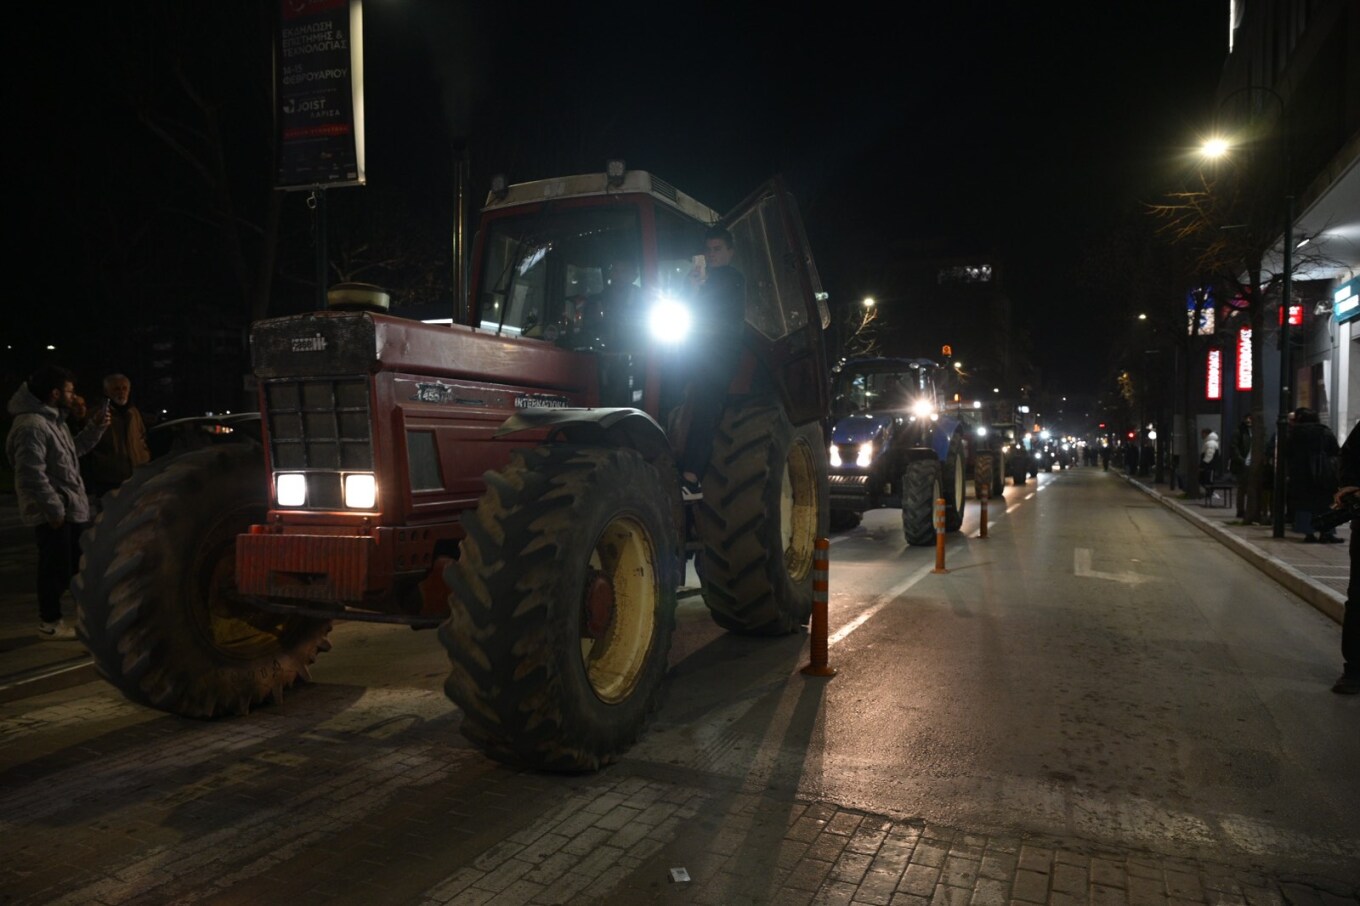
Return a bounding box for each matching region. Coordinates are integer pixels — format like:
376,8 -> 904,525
6,1 -> 1227,405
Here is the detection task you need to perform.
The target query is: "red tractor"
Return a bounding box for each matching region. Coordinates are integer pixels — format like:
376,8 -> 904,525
73,167 -> 831,770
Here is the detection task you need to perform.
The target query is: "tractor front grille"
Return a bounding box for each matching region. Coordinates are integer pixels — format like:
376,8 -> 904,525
264,377 -> 373,475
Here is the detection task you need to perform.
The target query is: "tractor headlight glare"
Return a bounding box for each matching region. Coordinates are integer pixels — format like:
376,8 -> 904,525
276,473 -> 307,507
344,473 -> 377,509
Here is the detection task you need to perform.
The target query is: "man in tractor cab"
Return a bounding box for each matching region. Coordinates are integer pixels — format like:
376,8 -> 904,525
591,252 -> 645,405
678,225 -> 747,499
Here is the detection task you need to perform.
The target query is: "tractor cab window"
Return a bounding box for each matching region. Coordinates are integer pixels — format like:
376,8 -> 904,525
655,207 -> 707,301
476,206 -> 642,351
725,193 -> 807,342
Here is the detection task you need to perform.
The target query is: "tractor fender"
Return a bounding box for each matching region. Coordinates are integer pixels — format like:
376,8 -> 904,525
494,407 -> 673,463
930,415 -> 965,462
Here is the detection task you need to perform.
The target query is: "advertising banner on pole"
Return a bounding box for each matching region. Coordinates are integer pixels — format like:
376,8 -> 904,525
275,0 -> 366,190
1235,327 -> 1252,391
1206,348 -> 1222,401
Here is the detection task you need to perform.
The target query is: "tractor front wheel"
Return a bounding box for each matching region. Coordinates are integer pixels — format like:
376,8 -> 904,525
441,445 -> 679,771
901,458 -> 942,547
73,445 -> 333,717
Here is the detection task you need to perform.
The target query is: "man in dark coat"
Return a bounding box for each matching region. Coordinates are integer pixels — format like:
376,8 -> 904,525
1331,421 -> 1360,694
1287,407 -> 1341,542
1230,415 -> 1252,519
677,226 -> 746,499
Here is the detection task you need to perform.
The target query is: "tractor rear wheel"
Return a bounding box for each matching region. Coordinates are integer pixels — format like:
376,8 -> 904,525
73,446 -> 333,717
441,445 -> 679,771
901,458 -> 942,546
696,402 -> 828,635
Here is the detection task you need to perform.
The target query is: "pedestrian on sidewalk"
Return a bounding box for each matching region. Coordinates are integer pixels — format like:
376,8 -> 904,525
4,365 -> 109,640
1230,415 -> 1252,519
81,372 -> 151,507
1287,407 -> 1341,543
1331,421 -> 1360,694
1199,428 -> 1221,500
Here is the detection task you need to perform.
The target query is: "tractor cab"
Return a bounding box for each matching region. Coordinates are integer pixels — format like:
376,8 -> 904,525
471,167 -> 831,429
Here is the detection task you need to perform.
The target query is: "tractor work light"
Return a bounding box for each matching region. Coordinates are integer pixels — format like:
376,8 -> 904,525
344,473 -> 377,510
648,296 -> 692,343
910,398 -> 934,419
276,473 -> 307,507
976,426 -> 988,437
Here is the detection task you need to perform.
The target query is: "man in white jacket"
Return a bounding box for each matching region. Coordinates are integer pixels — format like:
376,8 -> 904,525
1199,428 -> 1221,497
5,365 -> 109,639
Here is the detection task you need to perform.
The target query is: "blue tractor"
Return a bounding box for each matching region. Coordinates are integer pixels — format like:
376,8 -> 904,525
827,357 -> 969,544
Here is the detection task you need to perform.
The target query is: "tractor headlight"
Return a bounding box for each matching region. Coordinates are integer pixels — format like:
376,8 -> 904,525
276,473 -> 307,507
976,426 -> 988,438
910,398 -> 934,419
344,473 -> 377,509
856,442 -> 875,468
648,296 -> 692,343
829,444 -> 842,467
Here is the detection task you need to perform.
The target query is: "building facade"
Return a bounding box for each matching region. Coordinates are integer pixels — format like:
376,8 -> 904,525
1216,0 -> 1360,435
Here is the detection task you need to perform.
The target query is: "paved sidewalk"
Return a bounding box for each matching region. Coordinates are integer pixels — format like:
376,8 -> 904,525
1120,473 -> 1348,626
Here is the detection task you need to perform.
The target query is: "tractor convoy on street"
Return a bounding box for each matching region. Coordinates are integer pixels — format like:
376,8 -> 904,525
70,163 -> 1047,772
73,167 -> 831,771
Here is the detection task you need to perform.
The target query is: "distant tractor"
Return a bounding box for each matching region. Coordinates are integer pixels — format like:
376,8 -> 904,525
74,167 -> 831,771
827,357 -> 968,544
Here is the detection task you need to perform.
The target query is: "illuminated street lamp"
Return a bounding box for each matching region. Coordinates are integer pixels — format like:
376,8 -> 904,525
862,296 -> 876,309
1200,84 -> 1292,537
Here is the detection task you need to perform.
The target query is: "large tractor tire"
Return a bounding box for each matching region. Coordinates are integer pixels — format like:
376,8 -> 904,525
901,458 -> 942,546
73,445 -> 333,717
696,402 -> 828,635
943,440 -> 967,533
441,445 -> 680,772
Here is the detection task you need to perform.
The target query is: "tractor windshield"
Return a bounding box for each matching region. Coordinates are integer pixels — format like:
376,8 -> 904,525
833,368 -> 924,414
476,205 -> 643,350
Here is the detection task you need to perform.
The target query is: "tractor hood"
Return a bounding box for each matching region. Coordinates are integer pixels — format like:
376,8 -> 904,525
831,412 -> 897,445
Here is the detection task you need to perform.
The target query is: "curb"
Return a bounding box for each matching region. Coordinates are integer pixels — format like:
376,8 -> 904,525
1125,475 -> 1344,625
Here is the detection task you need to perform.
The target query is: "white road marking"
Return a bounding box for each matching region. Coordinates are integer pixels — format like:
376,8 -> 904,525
1074,547 -> 1150,585
828,562 -> 936,646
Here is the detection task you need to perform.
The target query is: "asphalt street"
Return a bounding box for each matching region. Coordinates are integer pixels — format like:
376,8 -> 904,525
0,467 -> 1356,905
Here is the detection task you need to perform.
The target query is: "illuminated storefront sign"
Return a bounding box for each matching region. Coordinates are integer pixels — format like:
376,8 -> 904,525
1277,303 -> 1304,326
1236,327 -> 1252,391
1206,348 -> 1222,400
1334,277 -> 1360,324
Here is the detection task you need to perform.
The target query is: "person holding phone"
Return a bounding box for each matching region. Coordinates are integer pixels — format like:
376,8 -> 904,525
82,372 -> 151,503
677,226 -> 746,499
5,365 -> 110,639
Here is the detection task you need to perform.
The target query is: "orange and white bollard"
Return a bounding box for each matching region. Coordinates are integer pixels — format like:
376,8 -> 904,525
980,492 -> 989,538
801,537 -> 836,678
932,497 -> 948,573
